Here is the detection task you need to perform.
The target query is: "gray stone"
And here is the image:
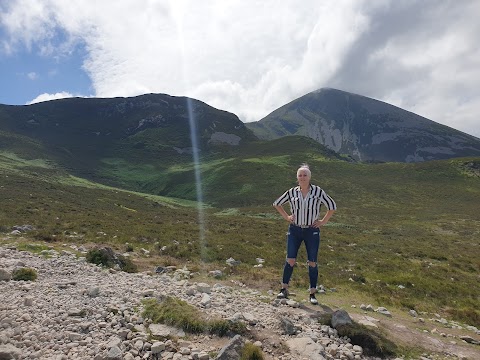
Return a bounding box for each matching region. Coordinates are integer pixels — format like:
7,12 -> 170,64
195,352 -> 210,360
141,289 -> 154,297
0,269 -> 11,281
23,297 -> 33,306
196,283 -> 211,294
286,337 -> 326,360
151,341 -> 165,354
331,309 -> 353,328
133,340 -> 143,350
87,287 -> 100,297
68,308 -> 85,317
0,344 -> 22,359
106,346 -> 122,359
353,344 -> 363,355
225,257 -> 241,267
243,312 -> 257,325
149,324 -> 184,338
200,293 -> 211,307
208,270 -> 223,278
376,307 -> 392,317
215,334 -> 244,360
357,315 -> 379,328
286,299 -> 299,308
281,317 -> 298,335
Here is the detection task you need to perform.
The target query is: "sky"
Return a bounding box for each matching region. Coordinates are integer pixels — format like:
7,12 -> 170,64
0,0 -> 479,137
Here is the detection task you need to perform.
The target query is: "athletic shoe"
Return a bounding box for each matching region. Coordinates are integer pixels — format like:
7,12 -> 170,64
309,293 -> 318,305
277,288 -> 289,299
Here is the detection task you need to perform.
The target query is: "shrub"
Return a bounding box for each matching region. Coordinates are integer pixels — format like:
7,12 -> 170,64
12,267 -> 38,281
117,256 -> 138,273
86,248 -> 112,267
86,247 -> 137,273
240,343 -> 264,360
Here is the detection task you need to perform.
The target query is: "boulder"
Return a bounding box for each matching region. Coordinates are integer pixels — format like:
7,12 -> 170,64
215,334 -> 244,360
331,309 -> 353,328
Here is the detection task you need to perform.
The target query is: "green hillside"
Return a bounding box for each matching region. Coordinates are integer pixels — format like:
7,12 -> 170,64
1,146 -> 479,327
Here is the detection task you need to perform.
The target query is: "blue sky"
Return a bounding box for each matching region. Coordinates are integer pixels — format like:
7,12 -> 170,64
1,0 -> 479,137
0,39 -> 91,104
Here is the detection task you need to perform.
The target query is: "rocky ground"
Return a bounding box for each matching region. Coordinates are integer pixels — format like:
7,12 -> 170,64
0,244 -> 479,360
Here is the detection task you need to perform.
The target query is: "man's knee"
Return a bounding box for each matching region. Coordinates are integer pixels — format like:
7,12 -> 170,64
308,261 -> 317,267
286,258 -> 296,267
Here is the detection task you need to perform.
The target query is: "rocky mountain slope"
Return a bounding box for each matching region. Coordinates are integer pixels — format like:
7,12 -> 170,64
245,88 -> 480,162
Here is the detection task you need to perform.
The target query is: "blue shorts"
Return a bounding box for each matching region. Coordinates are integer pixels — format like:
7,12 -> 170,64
286,224 -> 320,262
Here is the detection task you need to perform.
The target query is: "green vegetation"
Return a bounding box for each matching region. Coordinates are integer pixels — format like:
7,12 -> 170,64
1,146 -> 479,329
12,267 -> 38,281
142,297 -> 246,336
86,247 -> 138,273
16,243 -> 51,254
240,343 -> 264,360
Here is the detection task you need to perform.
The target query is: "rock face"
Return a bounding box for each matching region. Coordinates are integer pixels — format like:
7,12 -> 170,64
246,88 -> 480,162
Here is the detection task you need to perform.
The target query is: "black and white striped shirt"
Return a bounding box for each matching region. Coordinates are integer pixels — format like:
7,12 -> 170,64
273,184 -> 337,226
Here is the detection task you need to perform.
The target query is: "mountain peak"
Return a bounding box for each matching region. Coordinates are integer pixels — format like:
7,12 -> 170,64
246,89 -> 480,162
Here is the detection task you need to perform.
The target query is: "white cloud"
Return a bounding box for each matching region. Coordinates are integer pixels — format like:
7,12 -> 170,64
27,71 -> 38,80
1,0 -> 480,137
26,91 -> 74,104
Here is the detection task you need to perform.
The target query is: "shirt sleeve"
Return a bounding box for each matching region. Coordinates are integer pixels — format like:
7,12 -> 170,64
273,189 -> 290,206
320,190 -> 337,211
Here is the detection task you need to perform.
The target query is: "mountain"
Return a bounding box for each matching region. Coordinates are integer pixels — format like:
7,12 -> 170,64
245,88 -> 480,162
0,93 -> 257,180
0,94 -> 344,200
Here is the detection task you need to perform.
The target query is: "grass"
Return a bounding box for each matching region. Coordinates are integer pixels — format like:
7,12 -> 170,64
142,297 -> 247,336
16,243 -> 52,254
240,343 -> 264,360
1,150 -> 479,331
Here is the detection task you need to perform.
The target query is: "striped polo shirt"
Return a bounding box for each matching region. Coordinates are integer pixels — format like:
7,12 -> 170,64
273,184 -> 337,227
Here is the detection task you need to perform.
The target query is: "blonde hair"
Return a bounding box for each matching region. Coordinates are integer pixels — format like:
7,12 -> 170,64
297,163 -> 311,178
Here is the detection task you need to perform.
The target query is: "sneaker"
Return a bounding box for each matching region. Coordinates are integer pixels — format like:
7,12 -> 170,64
277,288 -> 289,299
309,293 -> 318,305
